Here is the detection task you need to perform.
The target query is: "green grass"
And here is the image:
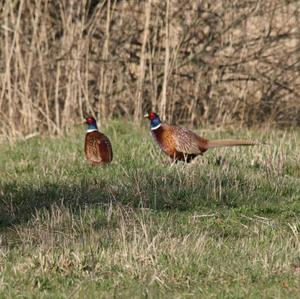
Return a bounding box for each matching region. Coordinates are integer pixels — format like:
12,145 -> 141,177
0,120 -> 299,298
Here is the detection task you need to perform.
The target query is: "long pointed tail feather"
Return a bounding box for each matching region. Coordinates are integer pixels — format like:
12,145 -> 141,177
206,139 -> 257,149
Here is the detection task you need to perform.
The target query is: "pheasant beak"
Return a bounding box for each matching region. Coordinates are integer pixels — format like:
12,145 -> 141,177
144,113 -> 149,119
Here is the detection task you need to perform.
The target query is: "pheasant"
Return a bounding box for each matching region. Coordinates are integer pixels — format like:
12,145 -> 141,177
144,112 -> 257,162
84,116 -> 113,165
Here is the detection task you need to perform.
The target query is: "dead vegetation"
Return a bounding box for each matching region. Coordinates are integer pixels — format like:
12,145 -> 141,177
0,0 -> 300,139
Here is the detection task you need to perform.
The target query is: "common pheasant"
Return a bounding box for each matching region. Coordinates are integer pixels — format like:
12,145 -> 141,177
144,112 -> 257,162
84,116 -> 113,165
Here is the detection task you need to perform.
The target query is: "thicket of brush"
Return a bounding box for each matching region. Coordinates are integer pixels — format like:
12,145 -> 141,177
1,0 -> 300,139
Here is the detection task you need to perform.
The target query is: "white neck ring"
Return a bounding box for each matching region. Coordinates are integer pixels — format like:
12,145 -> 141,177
151,123 -> 162,130
87,128 -> 98,133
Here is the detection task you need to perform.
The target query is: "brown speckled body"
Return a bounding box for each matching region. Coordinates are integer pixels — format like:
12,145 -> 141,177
85,131 -> 113,165
152,124 -> 208,162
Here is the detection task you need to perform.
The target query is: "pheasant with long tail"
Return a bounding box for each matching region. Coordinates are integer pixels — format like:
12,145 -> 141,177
144,112 -> 257,162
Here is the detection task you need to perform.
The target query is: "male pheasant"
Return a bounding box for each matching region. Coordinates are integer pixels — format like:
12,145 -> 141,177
144,112 -> 257,162
84,116 -> 113,165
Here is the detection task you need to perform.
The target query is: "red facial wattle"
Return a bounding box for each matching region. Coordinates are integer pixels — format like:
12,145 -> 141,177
86,117 -> 95,124
149,112 -> 156,120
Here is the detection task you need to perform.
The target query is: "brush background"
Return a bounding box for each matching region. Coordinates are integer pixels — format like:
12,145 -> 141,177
1,0 -> 300,141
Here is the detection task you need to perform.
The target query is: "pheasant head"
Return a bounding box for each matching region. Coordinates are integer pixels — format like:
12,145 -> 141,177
144,112 -> 162,130
85,116 -> 98,132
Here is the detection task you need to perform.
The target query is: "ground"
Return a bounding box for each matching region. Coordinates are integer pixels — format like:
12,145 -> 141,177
0,120 -> 299,298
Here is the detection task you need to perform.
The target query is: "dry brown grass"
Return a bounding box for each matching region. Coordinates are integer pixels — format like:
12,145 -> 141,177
0,0 -> 300,140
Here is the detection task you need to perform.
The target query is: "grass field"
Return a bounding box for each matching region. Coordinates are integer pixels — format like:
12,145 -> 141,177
0,120 -> 299,298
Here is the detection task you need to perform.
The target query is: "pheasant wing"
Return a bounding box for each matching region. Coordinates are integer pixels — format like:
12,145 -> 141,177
171,126 -> 207,154
98,135 -> 113,163
85,132 -> 113,164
